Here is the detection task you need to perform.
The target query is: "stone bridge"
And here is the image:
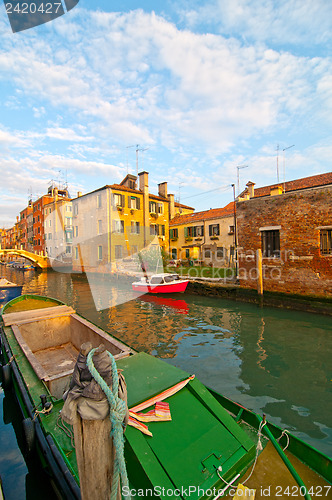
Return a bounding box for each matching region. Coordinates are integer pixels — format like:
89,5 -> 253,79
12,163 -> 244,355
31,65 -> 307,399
0,247 -> 50,269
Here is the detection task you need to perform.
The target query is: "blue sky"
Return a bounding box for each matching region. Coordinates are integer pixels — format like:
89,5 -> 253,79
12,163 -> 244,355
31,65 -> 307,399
0,0 -> 331,227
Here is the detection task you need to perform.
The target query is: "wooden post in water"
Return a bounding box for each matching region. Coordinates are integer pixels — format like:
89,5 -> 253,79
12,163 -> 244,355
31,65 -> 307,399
67,344 -> 121,500
73,414 -> 116,500
257,249 -> 263,295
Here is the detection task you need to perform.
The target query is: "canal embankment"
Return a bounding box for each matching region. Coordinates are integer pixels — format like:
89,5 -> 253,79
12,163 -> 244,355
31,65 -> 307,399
186,278 -> 332,316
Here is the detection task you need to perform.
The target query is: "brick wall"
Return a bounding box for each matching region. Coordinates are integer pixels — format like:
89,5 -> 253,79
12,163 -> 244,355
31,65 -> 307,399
237,186 -> 332,297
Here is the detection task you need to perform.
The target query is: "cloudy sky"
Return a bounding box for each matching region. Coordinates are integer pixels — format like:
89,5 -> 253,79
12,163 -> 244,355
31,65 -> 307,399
0,0 -> 331,227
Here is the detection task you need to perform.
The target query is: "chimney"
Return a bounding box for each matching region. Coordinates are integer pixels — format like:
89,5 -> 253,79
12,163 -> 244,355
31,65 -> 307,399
138,171 -> 149,191
77,191 -> 82,198
246,181 -> 255,198
158,182 -> 167,198
168,194 -> 175,220
270,185 -> 283,196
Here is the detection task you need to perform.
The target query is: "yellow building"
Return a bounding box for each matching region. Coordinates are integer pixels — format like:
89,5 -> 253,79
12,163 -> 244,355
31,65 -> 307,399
71,172 -> 194,273
169,203 -> 236,267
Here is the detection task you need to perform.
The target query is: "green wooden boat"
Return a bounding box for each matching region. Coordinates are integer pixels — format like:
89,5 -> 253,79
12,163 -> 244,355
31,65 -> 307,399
0,295 -> 331,499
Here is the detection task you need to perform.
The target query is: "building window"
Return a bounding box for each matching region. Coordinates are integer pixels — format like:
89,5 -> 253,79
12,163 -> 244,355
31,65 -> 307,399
131,221 -> 140,234
216,247 -> 225,260
150,224 -> 158,236
170,228 -> 178,239
48,233 -> 52,240
204,249 -> 211,259
98,220 -> 102,235
112,193 -> 125,208
196,225 -> 204,236
185,249 -> 190,259
113,220 -> 124,233
98,245 -> 103,260
73,204 -> 78,215
115,245 -> 122,259
149,201 -> 157,213
228,225 -> 235,234
97,194 -> 102,208
75,247 -> 78,259
66,246 -> 72,254
171,248 -> 177,259
128,196 -> 140,210
261,230 -> 280,257
209,224 -> 220,236
320,229 -> 332,255
149,201 -> 162,214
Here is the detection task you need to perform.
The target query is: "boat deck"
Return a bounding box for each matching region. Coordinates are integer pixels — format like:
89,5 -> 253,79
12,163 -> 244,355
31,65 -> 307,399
224,441 -> 331,498
34,342 -> 79,379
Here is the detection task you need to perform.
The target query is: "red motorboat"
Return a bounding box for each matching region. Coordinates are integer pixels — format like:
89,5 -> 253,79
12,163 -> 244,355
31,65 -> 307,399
132,273 -> 189,294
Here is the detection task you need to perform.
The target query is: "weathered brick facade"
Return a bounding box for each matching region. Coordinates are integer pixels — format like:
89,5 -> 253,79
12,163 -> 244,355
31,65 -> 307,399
237,185 -> 332,297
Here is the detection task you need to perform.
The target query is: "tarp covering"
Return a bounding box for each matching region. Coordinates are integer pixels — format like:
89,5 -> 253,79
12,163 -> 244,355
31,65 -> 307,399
61,342 -> 128,425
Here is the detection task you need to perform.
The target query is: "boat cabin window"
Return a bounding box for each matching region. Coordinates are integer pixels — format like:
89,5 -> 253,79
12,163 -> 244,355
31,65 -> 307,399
164,274 -> 180,282
150,276 -> 164,285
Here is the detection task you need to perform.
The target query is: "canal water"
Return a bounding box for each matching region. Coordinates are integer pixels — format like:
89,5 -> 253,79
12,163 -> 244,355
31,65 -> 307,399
0,266 -> 331,499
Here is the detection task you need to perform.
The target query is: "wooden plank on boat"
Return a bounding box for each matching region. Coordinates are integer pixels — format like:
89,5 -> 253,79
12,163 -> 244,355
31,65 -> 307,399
12,325 -> 48,381
3,305 -> 75,326
71,313 -> 134,356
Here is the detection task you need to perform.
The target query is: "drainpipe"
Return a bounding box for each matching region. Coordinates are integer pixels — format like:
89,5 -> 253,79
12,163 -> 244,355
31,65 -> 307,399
231,184 -> 238,278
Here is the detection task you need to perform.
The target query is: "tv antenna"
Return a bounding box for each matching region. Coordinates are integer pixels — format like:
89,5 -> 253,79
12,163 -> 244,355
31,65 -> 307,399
236,165 -> 249,196
126,145 -> 136,174
282,145 -> 294,192
276,144 -> 280,182
136,145 -> 150,176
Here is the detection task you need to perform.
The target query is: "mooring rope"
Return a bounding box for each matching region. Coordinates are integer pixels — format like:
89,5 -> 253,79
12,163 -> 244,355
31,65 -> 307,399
86,348 -> 129,500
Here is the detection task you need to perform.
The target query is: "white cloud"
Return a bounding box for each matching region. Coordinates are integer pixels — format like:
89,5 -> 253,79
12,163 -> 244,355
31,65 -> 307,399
1,9 -> 330,155
45,127 -> 93,142
177,0 -> 332,49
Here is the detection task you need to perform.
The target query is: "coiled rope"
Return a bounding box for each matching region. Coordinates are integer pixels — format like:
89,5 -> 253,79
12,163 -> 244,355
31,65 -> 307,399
86,348 -> 130,500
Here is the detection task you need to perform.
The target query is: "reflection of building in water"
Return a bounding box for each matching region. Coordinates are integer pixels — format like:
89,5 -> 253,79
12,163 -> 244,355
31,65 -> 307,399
71,172 -> 194,273
234,311 -> 332,437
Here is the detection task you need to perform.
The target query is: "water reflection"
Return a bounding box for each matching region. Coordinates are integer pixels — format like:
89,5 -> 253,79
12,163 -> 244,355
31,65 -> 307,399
1,266 -> 331,462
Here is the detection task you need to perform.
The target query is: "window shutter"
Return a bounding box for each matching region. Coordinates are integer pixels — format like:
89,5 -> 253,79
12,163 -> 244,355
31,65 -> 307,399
137,197 -> 140,210
209,225 -> 212,236
128,196 -> 131,208
184,227 -> 188,237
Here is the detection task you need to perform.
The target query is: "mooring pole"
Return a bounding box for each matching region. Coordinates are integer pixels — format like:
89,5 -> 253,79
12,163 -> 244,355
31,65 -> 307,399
257,249 -> 263,295
62,344 -> 125,500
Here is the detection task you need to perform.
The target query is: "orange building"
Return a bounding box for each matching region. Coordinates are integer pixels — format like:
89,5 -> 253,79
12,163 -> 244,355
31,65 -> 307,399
19,202 -> 33,250
32,186 -> 70,254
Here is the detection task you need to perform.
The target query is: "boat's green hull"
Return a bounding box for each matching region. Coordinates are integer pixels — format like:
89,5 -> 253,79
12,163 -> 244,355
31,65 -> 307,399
1,295 -> 331,499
